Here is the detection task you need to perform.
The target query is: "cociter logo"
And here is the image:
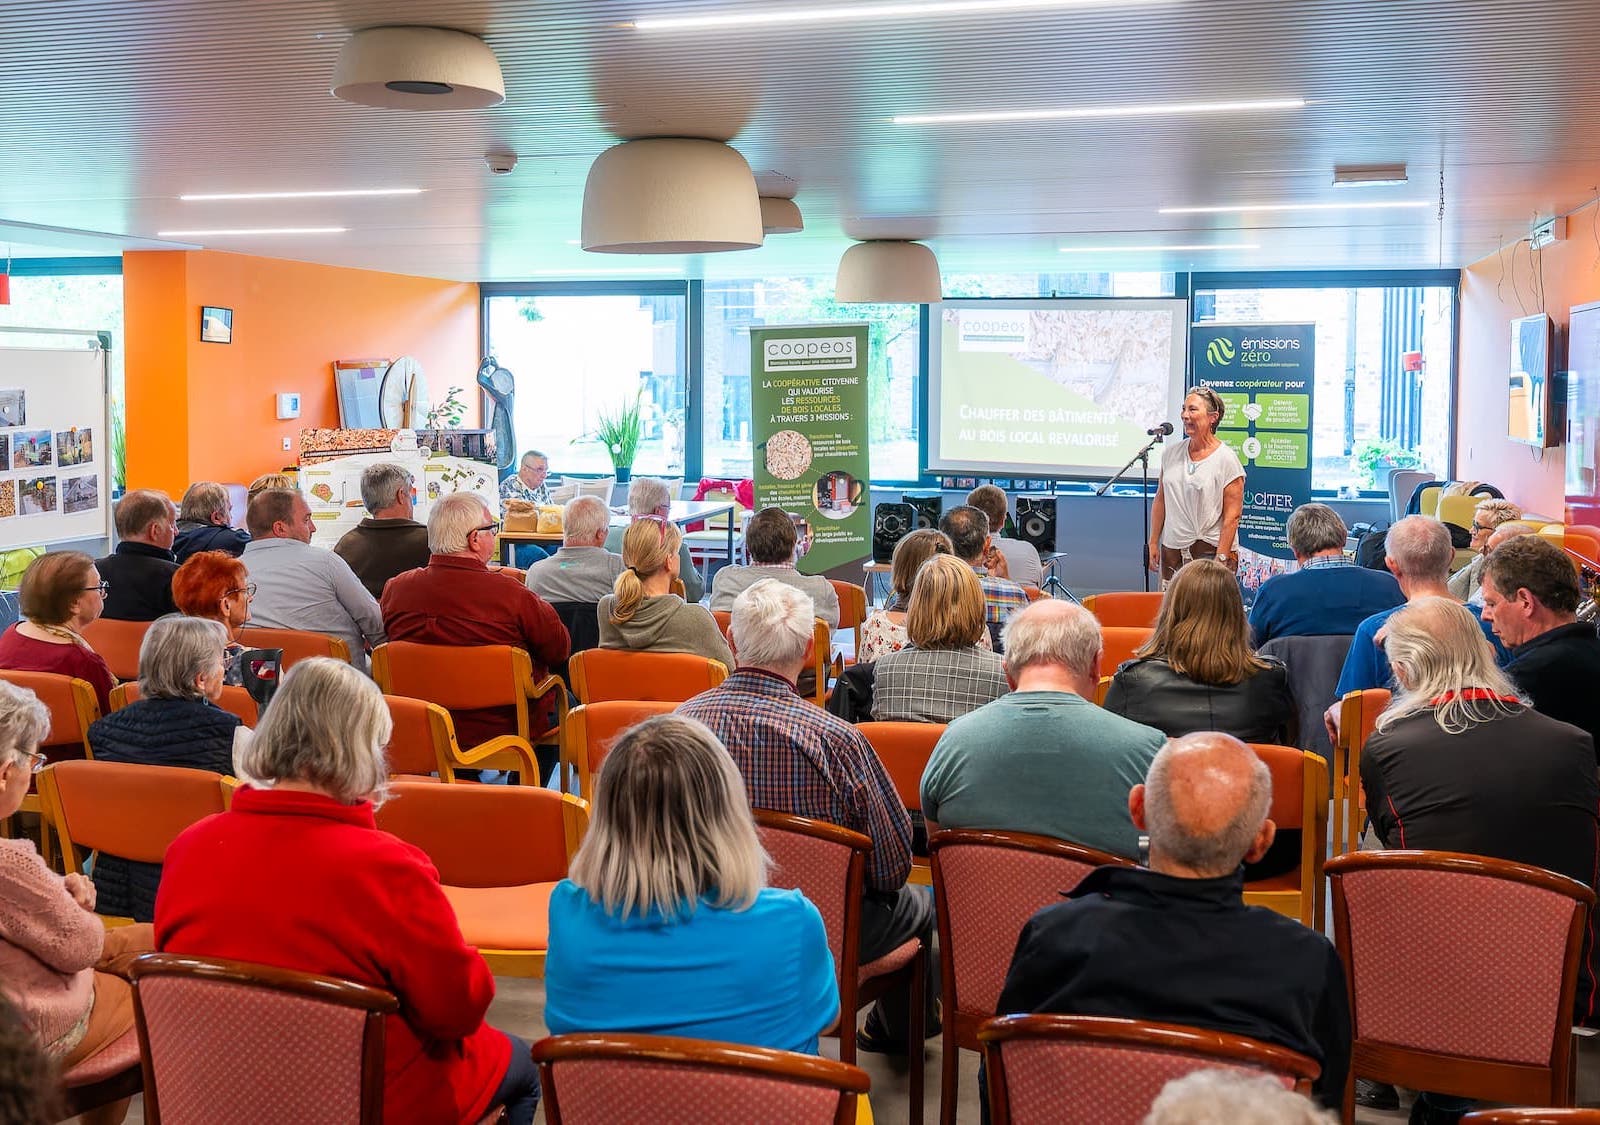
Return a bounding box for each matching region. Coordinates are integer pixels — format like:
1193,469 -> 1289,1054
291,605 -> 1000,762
1205,337 -> 1237,367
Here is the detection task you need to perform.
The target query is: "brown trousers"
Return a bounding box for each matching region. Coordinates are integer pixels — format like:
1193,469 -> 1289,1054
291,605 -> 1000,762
1158,540 -> 1218,582
60,923 -> 153,1069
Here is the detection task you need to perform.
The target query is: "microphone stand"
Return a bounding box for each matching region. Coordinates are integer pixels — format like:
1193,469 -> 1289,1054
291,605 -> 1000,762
1097,431 -> 1167,593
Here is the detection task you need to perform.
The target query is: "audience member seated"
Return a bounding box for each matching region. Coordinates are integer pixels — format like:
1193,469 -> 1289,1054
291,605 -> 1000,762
921,600 -> 1163,859
941,504 -> 1029,649
1248,503 -> 1403,644
604,477 -> 704,603
545,714 -> 837,1053
173,481 -> 250,563
1458,520 -> 1537,607
171,550 -> 254,685
967,483 -> 1043,589
246,472 -> 294,503
381,493 -> 570,752
333,462 -> 431,600
0,678 -> 152,1123
1360,597 -> 1599,1117
1106,558 -> 1293,744
95,488 -> 179,621
499,449 -> 552,506
0,990 -> 62,1125
0,551 -> 116,714
1481,534 -> 1600,758
678,579 -> 935,1054
710,506 -> 840,628
599,517 -> 732,667
1146,1070 -> 1336,1125
860,530 -> 993,664
242,488 -> 384,670
871,554 -> 1009,723
155,658 -> 541,1125
85,616 -> 242,923
997,732 -> 1350,1109
526,496 -> 625,605
1446,497 -> 1523,604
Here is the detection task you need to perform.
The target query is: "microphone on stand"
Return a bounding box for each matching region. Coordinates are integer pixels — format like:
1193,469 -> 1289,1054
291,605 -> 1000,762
1146,421 -> 1174,437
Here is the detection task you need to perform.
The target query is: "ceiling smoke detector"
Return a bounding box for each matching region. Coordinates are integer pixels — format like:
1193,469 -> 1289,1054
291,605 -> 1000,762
486,153 -> 518,176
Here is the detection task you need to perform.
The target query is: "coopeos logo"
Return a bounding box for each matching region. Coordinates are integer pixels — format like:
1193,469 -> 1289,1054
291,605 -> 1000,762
1205,337 -> 1237,367
763,336 -> 858,372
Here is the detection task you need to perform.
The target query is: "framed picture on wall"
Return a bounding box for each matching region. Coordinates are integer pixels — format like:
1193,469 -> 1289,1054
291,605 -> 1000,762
200,306 -> 233,344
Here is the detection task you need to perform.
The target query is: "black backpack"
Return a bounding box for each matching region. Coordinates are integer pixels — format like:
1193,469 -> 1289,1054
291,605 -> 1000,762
1350,521 -> 1391,571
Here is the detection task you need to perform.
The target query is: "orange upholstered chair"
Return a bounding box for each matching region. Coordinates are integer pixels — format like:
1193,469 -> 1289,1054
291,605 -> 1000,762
1328,851 -> 1594,1121
560,700 -> 679,796
235,626 -> 352,667
371,642 -> 562,779
38,760 -> 230,924
375,781 -> 589,977
712,610 -> 829,705
755,809 -> 926,1125
856,720 -> 945,886
1021,585 -> 1047,603
1243,743 -> 1328,929
533,1033 -> 870,1125
78,616 -> 151,681
1099,626 -> 1153,674
0,668 -> 100,867
930,830 -> 1132,1125
1080,591 -> 1164,628
126,952 -> 399,1125
1332,688 -> 1390,856
829,579 -> 869,660
979,1014 -> 1320,1123
567,648 -> 729,705
109,681 -> 259,727
381,695 -> 466,782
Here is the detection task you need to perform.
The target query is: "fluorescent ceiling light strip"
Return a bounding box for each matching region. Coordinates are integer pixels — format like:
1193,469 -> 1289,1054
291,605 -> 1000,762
524,267 -> 679,275
179,188 -> 423,201
156,227 -> 348,236
1060,243 -> 1259,252
895,97 -> 1302,125
632,0 -> 1168,32
1159,201 -> 1431,214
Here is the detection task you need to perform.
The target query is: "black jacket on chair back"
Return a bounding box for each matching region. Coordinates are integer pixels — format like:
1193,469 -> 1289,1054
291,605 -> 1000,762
1104,655 -> 1295,745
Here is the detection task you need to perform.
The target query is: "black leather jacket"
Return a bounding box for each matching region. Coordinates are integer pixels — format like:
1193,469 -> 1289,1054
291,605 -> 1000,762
1104,656 -> 1295,745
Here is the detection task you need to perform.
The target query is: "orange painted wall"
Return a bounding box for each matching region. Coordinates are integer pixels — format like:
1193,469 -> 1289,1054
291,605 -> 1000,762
125,250 -> 479,497
1457,203 -> 1600,520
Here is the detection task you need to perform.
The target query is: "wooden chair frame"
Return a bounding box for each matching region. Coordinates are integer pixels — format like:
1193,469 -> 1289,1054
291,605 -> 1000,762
1331,688 -> 1389,856
754,809 -> 926,1125
533,1032 -> 870,1125
559,701 -> 679,797
1327,850 -> 1595,1122
829,579 -> 868,661
380,696 -> 461,783
930,830 -> 1133,1125
1461,1112 -> 1600,1124
0,670 -> 99,869
125,951 -> 398,1125
1242,744 -> 1328,929
978,1013 -> 1320,1123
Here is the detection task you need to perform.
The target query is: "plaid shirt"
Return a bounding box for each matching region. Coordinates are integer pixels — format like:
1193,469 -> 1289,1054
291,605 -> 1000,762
976,570 -> 1031,648
872,647 -> 1010,723
1301,554 -> 1352,571
499,474 -> 551,505
678,669 -> 913,891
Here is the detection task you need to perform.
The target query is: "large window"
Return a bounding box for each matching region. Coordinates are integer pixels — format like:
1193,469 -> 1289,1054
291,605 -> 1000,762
483,289 -> 687,477
1192,273 -> 1457,494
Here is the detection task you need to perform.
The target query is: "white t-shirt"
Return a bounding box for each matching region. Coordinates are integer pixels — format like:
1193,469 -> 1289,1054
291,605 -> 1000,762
1158,438 -> 1245,550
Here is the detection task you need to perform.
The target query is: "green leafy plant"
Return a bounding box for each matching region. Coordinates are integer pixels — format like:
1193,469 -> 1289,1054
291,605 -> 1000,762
576,391 -> 643,471
424,385 -> 468,429
1352,437 -> 1422,489
108,399 -> 127,492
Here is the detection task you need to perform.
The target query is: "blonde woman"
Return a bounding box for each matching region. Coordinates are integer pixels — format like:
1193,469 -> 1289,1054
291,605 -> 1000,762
1147,387 -> 1246,580
598,516 -> 732,667
545,714 -> 837,1053
1105,559 -> 1293,744
872,553 -> 1009,722
859,529 -> 993,663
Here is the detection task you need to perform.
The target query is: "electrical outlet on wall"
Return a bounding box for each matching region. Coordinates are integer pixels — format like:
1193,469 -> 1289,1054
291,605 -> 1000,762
282,436 -> 292,451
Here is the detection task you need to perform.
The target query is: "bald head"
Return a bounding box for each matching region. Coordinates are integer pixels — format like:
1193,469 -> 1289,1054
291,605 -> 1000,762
1137,732 -> 1273,878
1486,521 -> 1535,553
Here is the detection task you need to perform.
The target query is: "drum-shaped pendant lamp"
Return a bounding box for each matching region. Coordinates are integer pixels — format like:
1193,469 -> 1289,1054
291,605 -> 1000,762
759,196 -> 804,235
581,139 -> 763,254
332,27 -> 505,110
835,240 -> 942,303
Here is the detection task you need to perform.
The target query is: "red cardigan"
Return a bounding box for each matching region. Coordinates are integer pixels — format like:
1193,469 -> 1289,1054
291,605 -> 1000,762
154,787 -> 509,1124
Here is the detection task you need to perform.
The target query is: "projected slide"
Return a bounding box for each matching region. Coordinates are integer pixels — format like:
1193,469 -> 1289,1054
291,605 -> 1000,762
928,299 -> 1188,478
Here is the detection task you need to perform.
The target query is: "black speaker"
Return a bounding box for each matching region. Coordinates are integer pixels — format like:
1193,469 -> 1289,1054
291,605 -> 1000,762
873,502 -> 915,563
1016,497 -> 1057,553
904,494 -> 943,531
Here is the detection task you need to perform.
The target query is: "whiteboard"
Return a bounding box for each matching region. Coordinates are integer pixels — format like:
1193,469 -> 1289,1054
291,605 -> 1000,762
0,337 -> 111,550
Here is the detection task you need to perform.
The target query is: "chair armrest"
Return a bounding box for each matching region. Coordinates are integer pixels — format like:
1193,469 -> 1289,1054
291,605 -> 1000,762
528,673 -> 571,742
100,950 -> 145,981
455,735 -> 539,775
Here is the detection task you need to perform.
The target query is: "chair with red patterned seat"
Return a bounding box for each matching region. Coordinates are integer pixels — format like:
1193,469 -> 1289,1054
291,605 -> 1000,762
929,830 -> 1133,1125
532,1032 -> 870,1125
1328,850 -> 1594,1122
979,1014 -> 1320,1124
755,809 -> 926,1125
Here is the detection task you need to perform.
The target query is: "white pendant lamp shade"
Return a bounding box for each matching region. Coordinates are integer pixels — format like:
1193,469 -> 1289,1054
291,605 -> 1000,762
582,139 -> 764,254
835,240 -> 942,303
332,27 -> 505,110
759,196 -> 804,235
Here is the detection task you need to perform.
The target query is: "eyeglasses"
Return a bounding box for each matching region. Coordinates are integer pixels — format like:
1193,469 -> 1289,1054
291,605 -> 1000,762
82,582 -> 110,596
472,521 -> 503,536
227,583 -> 258,598
1471,522 -> 1496,533
634,513 -> 670,544
16,747 -> 45,774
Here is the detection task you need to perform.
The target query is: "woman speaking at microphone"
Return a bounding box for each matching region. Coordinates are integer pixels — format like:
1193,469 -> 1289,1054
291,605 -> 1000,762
1147,387 -> 1245,582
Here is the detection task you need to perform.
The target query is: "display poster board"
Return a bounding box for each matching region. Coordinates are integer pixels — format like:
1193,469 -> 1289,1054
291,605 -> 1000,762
299,448 -> 498,550
1191,323 -> 1316,566
0,334 -> 110,550
749,324 -> 872,575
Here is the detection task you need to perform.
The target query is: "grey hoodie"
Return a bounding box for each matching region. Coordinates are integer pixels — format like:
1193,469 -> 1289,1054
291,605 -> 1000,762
597,593 -> 734,668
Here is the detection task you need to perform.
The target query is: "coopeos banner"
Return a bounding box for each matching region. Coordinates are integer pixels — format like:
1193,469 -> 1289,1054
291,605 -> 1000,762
749,324 -> 872,576
1190,323 -> 1315,562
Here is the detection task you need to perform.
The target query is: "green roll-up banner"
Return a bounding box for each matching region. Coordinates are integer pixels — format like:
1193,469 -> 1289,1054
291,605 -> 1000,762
749,324 -> 872,575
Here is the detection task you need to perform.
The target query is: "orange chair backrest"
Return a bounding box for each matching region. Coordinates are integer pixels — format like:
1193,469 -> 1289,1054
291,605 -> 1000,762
568,649 -> 729,705
0,670 -> 99,750
830,580 -> 868,631
372,641 -> 535,721
382,695 -> 457,779
856,721 -> 945,813
1099,627 -> 1153,673
78,617 -> 150,681
235,626 -> 351,667
40,760 -> 227,865
109,682 -> 259,727
1250,743 -> 1307,830
376,781 -> 587,887
1022,586 -> 1047,603
1565,525 -> 1600,564
563,701 -> 679,793
712,610 -> 732,640
1082,592 -> 1163,629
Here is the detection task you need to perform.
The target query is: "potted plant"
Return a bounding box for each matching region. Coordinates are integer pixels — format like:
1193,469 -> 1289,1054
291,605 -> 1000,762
577,391 -> 643,482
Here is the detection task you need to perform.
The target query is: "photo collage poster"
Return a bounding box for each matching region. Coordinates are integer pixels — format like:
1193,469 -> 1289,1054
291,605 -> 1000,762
0,387 -> 98,521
